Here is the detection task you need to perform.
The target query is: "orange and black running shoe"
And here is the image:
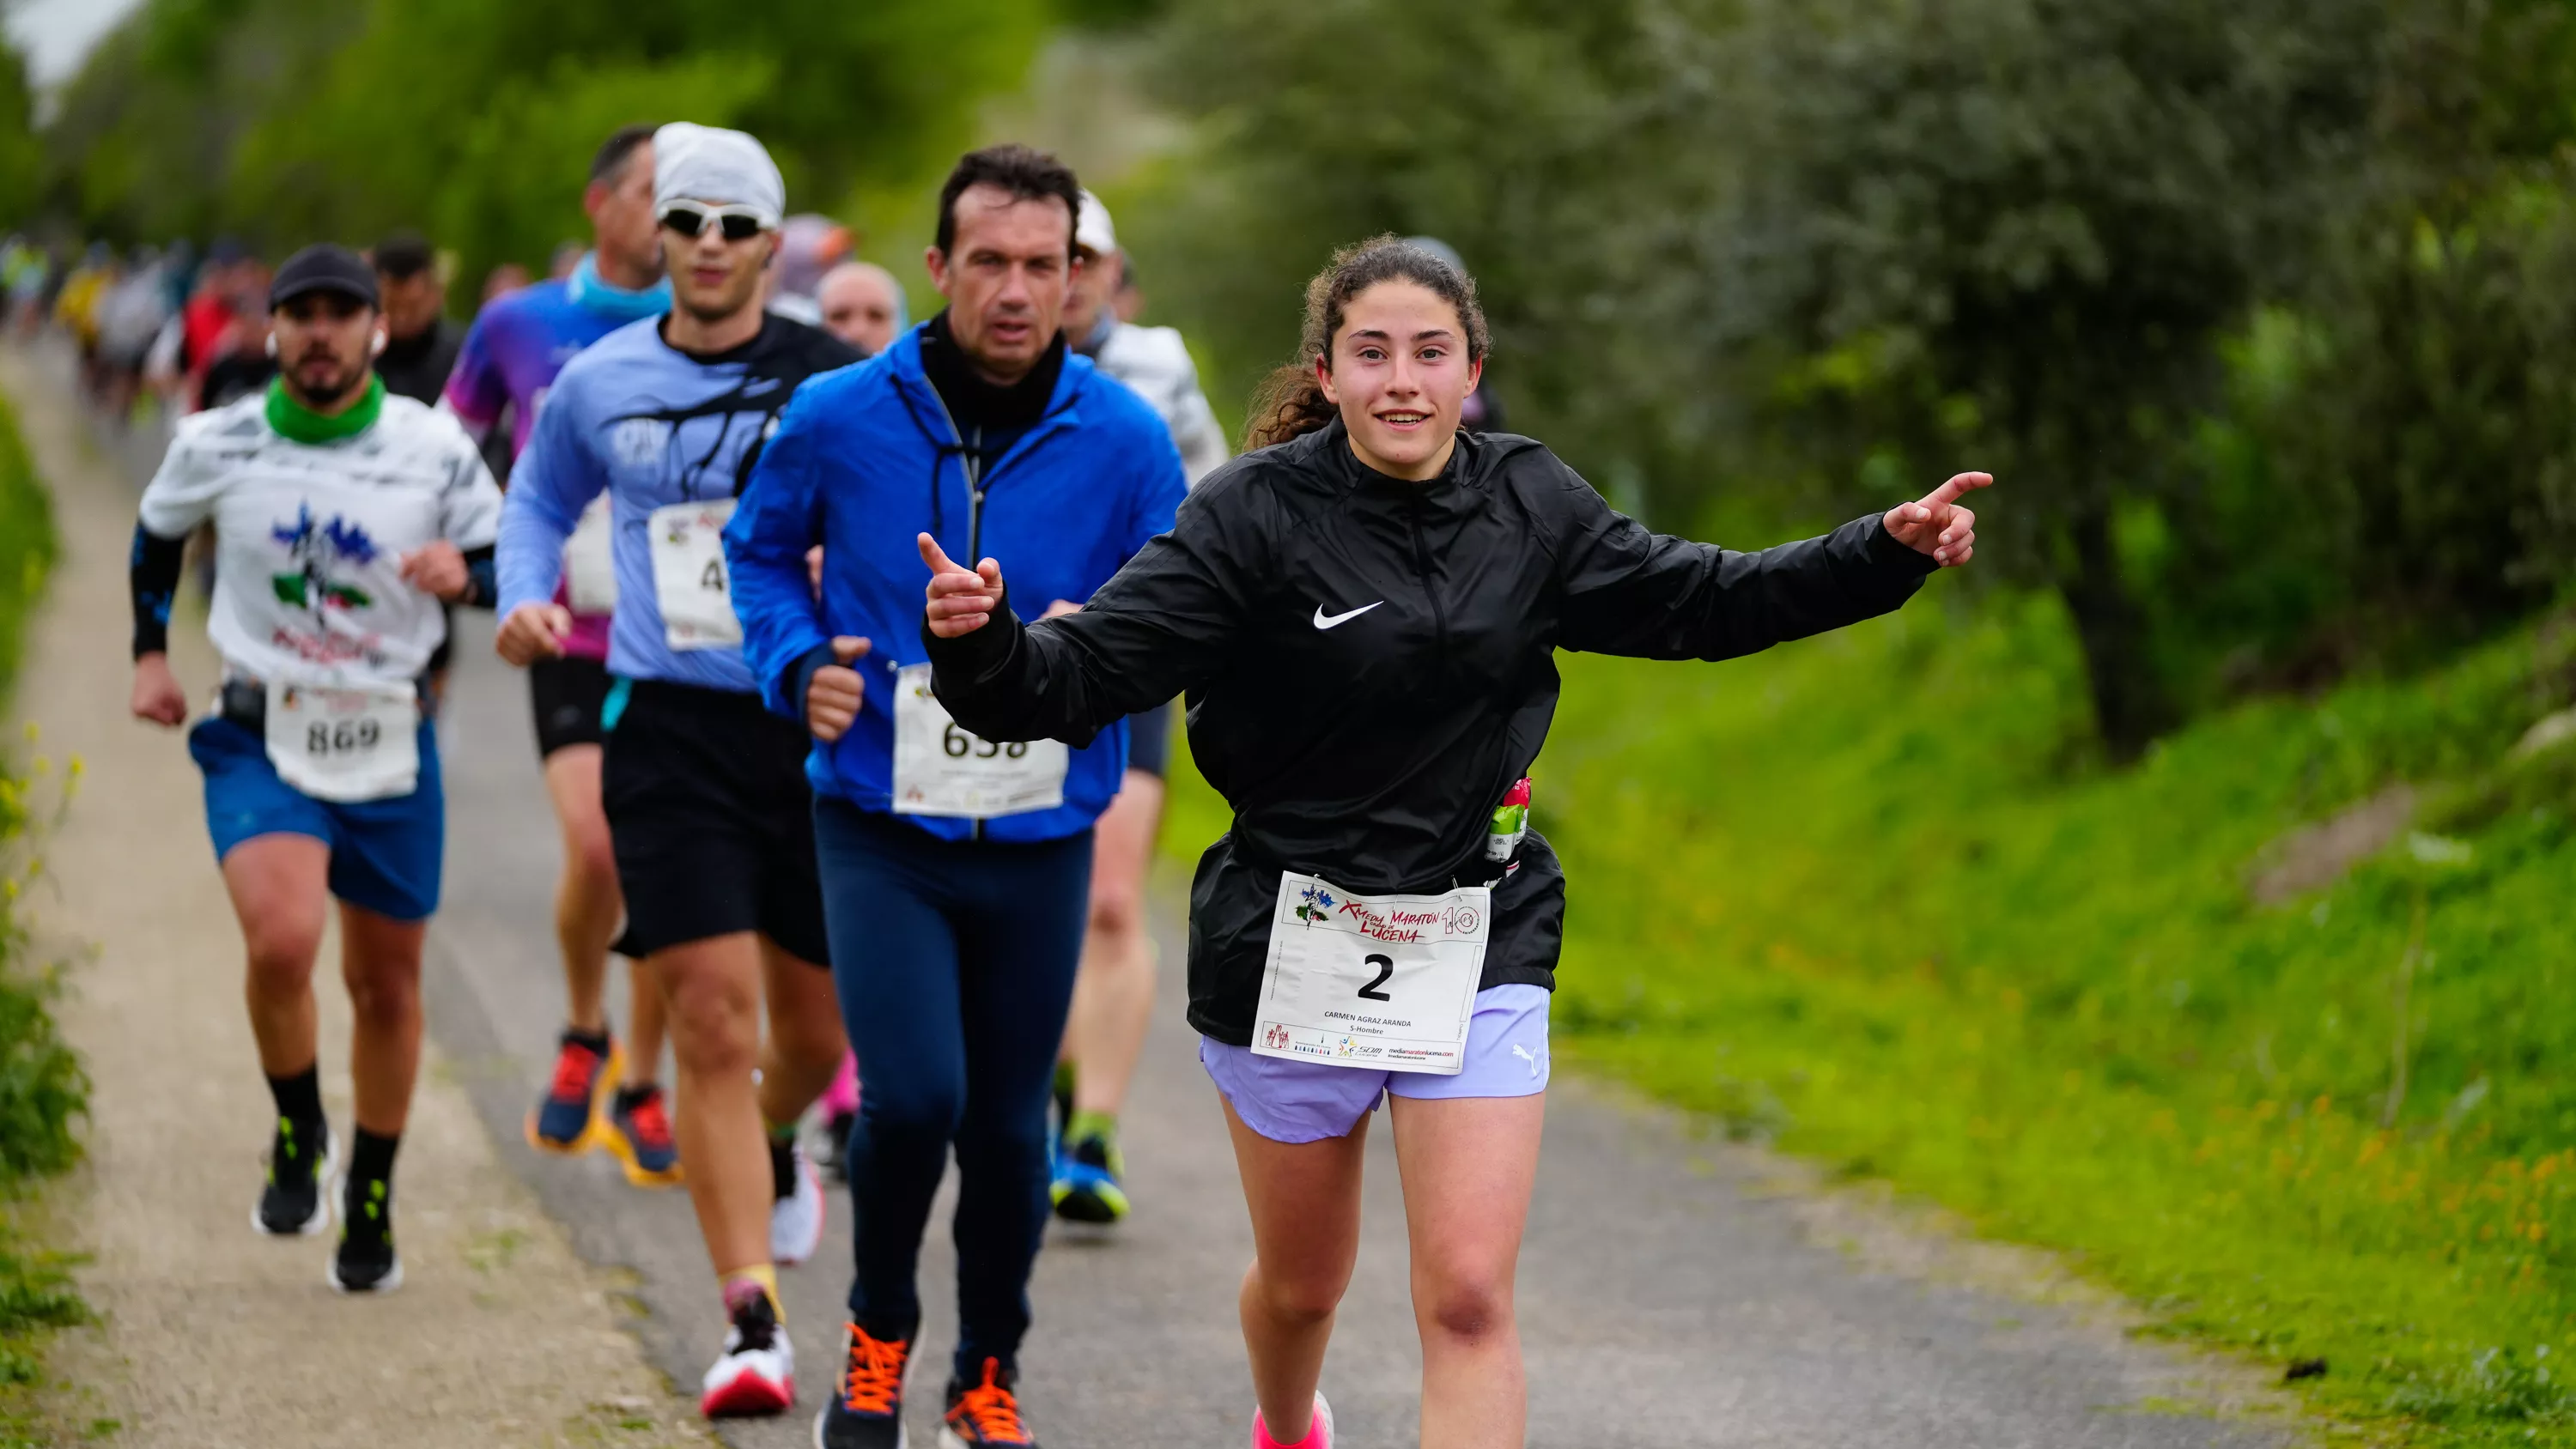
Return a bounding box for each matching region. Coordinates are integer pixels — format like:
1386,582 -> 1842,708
939,1358 -> 1036,1449
526,1031 -> 619,1153
812,1323 -> 913,1449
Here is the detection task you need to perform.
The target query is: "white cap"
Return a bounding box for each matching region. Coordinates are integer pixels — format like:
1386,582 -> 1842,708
653,123 -> 786,227
1075,191 -> 1118,257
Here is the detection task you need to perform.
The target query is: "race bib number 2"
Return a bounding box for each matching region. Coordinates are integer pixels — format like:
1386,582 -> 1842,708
1251,872 -> 1488,1075
264,680 -> 419,803
648,499 -> 740,651
890,663 -> 1068,819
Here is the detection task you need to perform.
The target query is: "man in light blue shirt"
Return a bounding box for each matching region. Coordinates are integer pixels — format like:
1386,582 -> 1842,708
492,122 -> 860,1423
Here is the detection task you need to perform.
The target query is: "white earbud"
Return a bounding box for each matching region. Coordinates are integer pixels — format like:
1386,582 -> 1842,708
369,329 -> 386,357
264,333 -> 278,358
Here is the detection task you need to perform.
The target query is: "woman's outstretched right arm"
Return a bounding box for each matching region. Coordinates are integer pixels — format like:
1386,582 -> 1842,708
921,474 -> 1267,747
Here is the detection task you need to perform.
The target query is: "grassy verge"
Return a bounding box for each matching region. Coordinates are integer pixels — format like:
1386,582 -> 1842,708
0,393 -> 90,1444
1163,579 -> 2571,1446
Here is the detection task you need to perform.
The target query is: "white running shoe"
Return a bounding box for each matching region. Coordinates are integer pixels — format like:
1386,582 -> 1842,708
772,1139 -> 826,1266
701,1291 -> 796,1418
1251,1391 -> 1334,1449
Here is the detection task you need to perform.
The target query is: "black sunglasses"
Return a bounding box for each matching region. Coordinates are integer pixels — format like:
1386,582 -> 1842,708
659,202 -> 770,243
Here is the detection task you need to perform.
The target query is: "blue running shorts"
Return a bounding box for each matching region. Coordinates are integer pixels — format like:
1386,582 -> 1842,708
188,714 -> 445,922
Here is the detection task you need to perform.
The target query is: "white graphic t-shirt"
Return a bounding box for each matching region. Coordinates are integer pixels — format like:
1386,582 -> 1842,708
138,391 -> 505,688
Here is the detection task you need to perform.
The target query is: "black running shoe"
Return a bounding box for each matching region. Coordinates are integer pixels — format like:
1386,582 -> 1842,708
940,1359 -> 1037,1448
816,1107 -> 857,1184
331,1175 -> 402,1294
252,1116 -> 334,1237
812,1323 -> 912,1448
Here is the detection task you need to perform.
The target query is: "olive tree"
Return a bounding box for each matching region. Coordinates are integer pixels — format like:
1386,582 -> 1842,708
1701,0 -> 2379,756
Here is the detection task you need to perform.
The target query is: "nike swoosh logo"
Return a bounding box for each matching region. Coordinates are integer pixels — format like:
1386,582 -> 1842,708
1312,601 -> 1384,630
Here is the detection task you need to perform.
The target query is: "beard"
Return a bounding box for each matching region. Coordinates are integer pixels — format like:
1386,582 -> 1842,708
286,354 -> 365,408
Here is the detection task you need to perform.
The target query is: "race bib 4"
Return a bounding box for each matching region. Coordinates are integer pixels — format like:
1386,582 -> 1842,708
647,499 -> 740,651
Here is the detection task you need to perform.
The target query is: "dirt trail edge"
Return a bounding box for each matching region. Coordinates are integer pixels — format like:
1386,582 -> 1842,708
2,349 -> 713,1449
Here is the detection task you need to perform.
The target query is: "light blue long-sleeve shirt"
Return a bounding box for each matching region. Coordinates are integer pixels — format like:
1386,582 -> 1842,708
495,313 -> 860,691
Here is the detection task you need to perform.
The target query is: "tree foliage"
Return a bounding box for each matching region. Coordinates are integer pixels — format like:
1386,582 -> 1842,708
40,0 -> 1051,288
1129,0 -> 2576,758
2208,1 -> 2576,678
1704,0 -> 2383,756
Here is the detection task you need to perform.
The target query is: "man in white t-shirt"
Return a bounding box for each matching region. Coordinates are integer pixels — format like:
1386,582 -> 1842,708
127,244 -> 504,1295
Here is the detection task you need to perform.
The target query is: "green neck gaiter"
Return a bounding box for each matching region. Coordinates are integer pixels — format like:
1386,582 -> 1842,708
265,375 -> 385,445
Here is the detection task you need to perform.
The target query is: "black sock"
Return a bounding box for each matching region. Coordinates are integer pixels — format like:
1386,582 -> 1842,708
345,1128 -> 400,1237
769,1133 -> 797,1201
613,1083 -> 657,1112
563,1026 -> 612,1057
266,1064 -> 324,1129
345,1130 -> 400,1241
349,1127 -> 400,1189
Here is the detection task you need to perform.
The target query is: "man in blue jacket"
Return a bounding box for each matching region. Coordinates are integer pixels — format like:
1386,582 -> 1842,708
726,144 -> 1186,1449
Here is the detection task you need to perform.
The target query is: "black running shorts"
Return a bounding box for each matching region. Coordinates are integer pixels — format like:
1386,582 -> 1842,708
1127,700 -> 1174,780
529,655 -> 611,759
600,678 -> 829,966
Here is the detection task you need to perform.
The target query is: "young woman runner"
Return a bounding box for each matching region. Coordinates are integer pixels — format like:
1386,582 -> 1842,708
916,236 -> 1989,1448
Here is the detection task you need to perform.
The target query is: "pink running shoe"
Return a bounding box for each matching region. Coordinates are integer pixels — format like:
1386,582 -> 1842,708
1252,1392 -> 1334,1449
822,1051 -> 860,1119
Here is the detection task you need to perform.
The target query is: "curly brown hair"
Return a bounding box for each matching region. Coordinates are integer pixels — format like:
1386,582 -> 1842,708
1244,235 -> 1492,451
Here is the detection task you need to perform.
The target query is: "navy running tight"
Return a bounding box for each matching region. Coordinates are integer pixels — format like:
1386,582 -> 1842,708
813,798 -> 1092,1381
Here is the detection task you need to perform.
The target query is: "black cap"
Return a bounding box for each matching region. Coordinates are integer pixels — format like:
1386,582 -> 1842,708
269,244 -> 379,312
371,229 -> 435,281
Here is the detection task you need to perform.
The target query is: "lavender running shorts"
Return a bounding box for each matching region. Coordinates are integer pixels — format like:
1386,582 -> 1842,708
1200,984 -> 1552,1144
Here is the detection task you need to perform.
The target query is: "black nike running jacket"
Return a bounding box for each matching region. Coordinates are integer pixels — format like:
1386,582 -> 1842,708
926,418 -> 1941,1045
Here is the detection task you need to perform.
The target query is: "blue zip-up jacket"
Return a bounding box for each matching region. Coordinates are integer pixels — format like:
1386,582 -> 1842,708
725,322 -> 1188,842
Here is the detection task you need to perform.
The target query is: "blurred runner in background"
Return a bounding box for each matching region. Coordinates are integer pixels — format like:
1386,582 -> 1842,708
1040,190 -> 1229,1228
58,244 -> 118,402
1,237 -> 47,335
173,239 -> 252,408
96,246 -> 173,426
374,230 -> 471,704
817,260 -> 906,357
371,231 -> 464,405
127,243 -> 505,1294
445,124 -> 683,1189
482,262 -> 532,306
496,123 -> 858,1422
1402,236 -> 1505,432
195,310 -> 276,412
766,213 -> 854,327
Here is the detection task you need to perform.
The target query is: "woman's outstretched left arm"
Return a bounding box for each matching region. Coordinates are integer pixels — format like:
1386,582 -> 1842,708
1553,456 -> 1990,660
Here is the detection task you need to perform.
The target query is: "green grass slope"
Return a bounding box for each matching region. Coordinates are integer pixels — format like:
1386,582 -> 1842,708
1163,583 -> 2572,1446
